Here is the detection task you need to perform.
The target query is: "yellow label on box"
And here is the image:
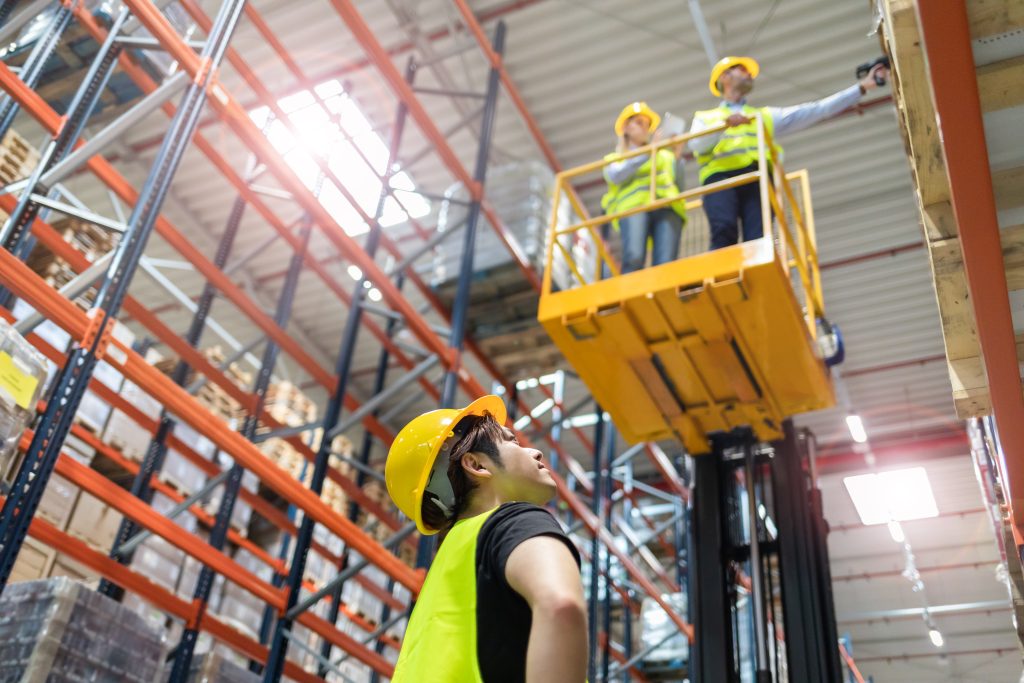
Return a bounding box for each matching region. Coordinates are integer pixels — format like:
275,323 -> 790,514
0,351 -> 39,410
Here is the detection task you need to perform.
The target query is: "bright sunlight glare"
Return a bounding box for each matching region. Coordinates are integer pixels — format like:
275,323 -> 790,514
249,80 -> 430,236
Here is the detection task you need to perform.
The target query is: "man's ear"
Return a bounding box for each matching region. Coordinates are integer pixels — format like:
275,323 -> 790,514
460,452 -> 493,481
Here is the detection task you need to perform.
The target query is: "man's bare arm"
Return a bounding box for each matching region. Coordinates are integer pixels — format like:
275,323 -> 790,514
506,536 -> 588,683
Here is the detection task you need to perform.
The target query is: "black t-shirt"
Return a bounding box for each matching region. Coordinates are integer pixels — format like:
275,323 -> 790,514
474,502 -> 581,682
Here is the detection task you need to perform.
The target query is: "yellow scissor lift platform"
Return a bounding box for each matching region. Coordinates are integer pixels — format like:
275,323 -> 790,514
539,116 -> 834,454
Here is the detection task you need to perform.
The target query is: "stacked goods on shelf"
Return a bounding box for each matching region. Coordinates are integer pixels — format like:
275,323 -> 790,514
11,432 -> 116,588
153,344 -> 252,427
102,378 -> 162,461
161,652 -> 260,683
25,217 -> 120,309
0,577 -> 165,682
257,382 -> 356,515
430,160 -> 579,379
152,345 -> 256,535
0,129 -> 41,186
354,480 -> 391,544
431,161 -> 573,284
0,318 -> 49,485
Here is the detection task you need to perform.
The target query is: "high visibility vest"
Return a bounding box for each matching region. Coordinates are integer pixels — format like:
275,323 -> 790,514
601,148 -> 687,230
693,104 -> 778,184
391,508 -> 496,682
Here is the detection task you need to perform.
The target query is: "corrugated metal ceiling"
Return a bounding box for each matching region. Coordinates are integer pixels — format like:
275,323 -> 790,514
8,0 -> 1017,678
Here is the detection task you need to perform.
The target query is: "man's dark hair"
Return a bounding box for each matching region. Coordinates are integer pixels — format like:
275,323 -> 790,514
421,412 -> 507,531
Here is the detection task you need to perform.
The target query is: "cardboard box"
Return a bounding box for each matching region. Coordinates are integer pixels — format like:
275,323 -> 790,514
150,490 -> 198,535
161,449 -> 206,495
66,491 -> 124,552
120,379 -> 162,420
176,554 -> 224,605
36,473 -> 79,530
102,408 -> 154,461
49,553 -> 99,588
130,537 -> 184,592
10,538 -> 55,583
75,389 -> 112,434
173,422 -> 217,459
62,432 -> 96,465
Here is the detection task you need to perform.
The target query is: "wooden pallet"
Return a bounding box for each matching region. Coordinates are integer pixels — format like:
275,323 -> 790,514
0,129 -> 40,185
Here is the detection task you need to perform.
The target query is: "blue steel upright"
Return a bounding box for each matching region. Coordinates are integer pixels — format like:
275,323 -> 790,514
0,2 -> 75,139
312,55 -> 416,678
98,188 -> 252,601
168,207 -> 316,681
0,8 -> 130,309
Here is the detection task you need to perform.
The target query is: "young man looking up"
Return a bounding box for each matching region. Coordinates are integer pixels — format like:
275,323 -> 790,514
385,395 -> 588,682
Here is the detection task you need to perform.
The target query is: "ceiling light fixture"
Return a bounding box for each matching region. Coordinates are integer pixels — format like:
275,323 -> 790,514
845,414 -> 868,443
843,467 -> 939,526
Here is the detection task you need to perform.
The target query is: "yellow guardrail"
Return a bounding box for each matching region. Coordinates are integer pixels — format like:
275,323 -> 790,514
543,114 -> 825,339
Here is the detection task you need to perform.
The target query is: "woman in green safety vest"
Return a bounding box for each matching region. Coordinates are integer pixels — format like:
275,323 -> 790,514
601,101 -> 687,274
385,395 -> 588,682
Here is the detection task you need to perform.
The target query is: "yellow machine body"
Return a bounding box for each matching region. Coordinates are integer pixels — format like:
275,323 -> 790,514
538,236 -> 833,454
539,117 -> 834,454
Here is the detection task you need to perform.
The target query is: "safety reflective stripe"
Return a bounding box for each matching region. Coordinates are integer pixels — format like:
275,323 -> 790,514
605,183 -> 676,213
601,149 -> 687,227
694,105 -> 778,183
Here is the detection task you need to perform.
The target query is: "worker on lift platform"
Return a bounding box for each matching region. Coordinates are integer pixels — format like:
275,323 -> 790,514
689,55 -> 889,250
385,395 -> 588,682
602,101 -> 688,274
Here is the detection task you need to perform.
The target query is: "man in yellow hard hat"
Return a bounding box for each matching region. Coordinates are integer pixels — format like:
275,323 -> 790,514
689,55 -> 888,250
385,395 -> 588,682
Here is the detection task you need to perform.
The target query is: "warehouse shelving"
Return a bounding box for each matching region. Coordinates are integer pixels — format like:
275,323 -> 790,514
0,1 -> 698,680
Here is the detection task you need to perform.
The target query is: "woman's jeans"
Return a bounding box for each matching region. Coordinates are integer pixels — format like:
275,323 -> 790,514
619,208 -> 683,274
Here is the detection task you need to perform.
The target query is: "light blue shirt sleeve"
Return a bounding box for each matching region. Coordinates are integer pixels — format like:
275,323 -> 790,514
687,111 -> 724,155
766,84 -> 862,138
604,154 -> 648,185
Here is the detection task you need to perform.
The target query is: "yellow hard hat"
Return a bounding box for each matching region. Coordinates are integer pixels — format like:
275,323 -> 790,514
614,101 -> 661,136
385,395 -> 507,535
709,56 -> 760,97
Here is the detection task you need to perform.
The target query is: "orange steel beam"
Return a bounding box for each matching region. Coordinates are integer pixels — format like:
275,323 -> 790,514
0,54 -> 411,470
327,0 -> 542,292
214,0 -> 625,517
915,3 -> 1024,531
0,306 -> 407,615
838,642 -> 867,683
598,632 -> 650,682
0,189 -> 403,532
173,0 -> 628,519
0,242 -> 423,597
1,15 -> 415,530
114,0 -> 464,387
30,0 -> 689,639
18,425 -> 401,670
148,0 -> 695,636
450,0 -> 558,171
326,0 -> 688,500
0,304 -> 300,551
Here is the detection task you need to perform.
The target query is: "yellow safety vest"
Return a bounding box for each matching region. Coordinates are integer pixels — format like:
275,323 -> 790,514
693,104 -> 779,184
391,508 -> 496,682
601,148 -> 687,230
